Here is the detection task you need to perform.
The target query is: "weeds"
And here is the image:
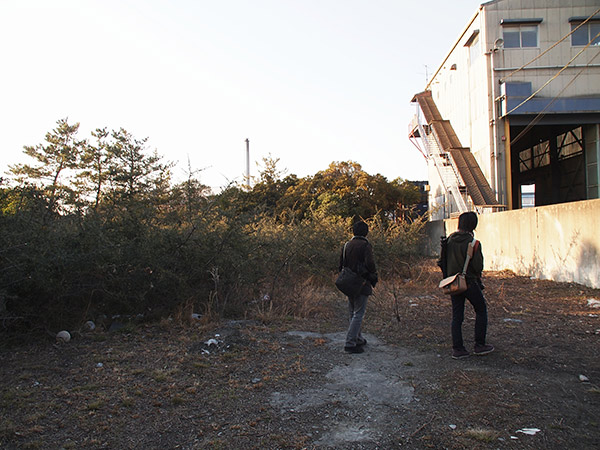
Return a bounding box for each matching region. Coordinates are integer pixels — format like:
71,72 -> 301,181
87,400 -> 103,411
465,427 -> 498,442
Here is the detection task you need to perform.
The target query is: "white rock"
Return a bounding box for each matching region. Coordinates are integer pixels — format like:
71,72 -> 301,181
579,374 -> 589,382
516,428 -> 541,435
56,330 -> 71,343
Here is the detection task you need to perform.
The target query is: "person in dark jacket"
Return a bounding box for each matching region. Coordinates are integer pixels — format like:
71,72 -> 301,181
446,212 -> 494,359
338,221 -> 378,354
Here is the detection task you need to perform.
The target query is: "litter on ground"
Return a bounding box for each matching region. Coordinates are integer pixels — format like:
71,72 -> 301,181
516,428 -> 541,435
587,299 -> 600,308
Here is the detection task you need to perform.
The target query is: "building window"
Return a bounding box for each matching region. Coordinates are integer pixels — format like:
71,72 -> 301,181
571,21 -> 600,46
469,34 -> 480,62
503,25 -> 538,48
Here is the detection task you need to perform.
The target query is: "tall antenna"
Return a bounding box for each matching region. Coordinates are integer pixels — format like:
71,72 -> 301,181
245,138 -> 250,189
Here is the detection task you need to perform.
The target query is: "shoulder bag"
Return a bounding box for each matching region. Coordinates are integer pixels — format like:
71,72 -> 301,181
335,242 -> 367,297
439,238 -> 477,295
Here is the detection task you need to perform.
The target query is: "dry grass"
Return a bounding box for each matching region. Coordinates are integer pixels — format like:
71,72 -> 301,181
465,427 -> 499,442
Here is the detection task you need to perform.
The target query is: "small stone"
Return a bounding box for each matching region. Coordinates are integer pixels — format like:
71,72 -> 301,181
56,330 -> 71,343
579,374 -> 589,382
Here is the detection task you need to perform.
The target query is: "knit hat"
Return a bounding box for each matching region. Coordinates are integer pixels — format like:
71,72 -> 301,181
352,221 -> 369,237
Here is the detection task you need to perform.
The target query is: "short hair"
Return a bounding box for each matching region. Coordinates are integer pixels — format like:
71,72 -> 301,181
458,212 -> 478,232
352,221 -> 369,237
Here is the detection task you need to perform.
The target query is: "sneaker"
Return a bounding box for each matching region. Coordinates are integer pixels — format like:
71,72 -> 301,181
473,344 -> 494,356
344,345 -> 365,354
452,348 -> 471,359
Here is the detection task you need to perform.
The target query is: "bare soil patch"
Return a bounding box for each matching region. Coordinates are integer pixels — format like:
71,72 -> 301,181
1,260 -> 599,449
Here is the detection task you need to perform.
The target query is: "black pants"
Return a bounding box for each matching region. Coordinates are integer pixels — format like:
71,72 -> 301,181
451,281 -> 488,350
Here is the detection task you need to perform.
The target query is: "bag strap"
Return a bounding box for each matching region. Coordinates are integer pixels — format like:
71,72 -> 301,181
342,242 -> 348,267
461,238 -> 478,275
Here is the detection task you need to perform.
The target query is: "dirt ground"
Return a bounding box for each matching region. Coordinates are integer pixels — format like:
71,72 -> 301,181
1,260 -> 599,449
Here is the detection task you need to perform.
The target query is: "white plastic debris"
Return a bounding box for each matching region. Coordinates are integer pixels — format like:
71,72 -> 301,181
56,330 -> 71,343
587,299 -> 600,308
205,338 -> 218,346
84,320 -> 96,331
96,362 -> 103,368
449,424 -> 457,430
516,428 -> 541,435
579,374 -> 589,382
191,313 -> 201,321
503,318 -> 523,323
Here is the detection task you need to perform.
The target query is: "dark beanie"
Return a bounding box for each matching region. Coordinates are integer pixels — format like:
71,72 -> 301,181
353,221 -> 368,237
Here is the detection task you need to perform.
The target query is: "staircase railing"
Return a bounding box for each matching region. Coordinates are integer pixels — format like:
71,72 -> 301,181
414,112 -> 469,214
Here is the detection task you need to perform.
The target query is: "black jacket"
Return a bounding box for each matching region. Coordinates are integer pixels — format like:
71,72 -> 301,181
446,231 -> 484,283
338,236 -> 378,295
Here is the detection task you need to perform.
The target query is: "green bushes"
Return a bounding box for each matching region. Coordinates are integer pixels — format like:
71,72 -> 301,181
0,119 -> 426,334
0,205 -> 425,332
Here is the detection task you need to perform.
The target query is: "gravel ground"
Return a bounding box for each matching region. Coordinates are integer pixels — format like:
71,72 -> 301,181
1,262 -> 599,449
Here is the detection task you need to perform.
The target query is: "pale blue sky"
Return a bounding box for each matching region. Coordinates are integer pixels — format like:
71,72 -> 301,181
0,0 -> 483,190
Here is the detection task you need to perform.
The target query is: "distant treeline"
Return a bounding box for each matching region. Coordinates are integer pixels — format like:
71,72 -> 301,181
0,119 -> 426,334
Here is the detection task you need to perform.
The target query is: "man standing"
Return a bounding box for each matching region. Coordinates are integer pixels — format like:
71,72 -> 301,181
446,212 -> 494,359
339,221 -> 378,354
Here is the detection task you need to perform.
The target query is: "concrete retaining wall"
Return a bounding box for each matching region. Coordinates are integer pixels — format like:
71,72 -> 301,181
438,199 -> 600,289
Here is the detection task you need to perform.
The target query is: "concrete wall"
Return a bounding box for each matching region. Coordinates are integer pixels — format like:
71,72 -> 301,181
440,198 -> 600,288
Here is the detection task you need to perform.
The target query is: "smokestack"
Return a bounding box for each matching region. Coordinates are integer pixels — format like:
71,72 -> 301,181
245,138 -> 250,189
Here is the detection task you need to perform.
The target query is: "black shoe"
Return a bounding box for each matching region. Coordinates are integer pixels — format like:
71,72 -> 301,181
357,338 -> 367,347
452,348 -> 470,359
473,344 -> 494,356
344,345 -> 365,354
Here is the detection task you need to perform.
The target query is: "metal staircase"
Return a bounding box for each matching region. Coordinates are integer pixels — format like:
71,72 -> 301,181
416,116 -> 469,213
409,91 -> 501,217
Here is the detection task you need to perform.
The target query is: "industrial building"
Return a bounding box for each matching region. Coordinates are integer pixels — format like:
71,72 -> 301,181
409,0 -> 600,288
409,0 -> 600,220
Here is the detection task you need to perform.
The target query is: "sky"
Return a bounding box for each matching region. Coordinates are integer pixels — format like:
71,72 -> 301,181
0,0 -> 484,191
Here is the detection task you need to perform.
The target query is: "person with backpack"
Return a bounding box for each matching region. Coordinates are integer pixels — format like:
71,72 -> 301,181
338,221 -> 378,354
444,212 -> 494,359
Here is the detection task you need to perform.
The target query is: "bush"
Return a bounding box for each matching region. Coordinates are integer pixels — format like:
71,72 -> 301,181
0,125 -> 426,334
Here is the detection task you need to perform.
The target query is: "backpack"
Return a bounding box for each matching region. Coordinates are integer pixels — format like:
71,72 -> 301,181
437,235 -> 448,278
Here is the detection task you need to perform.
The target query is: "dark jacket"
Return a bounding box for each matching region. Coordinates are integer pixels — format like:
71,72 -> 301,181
446,231 -> 484,283
338,236 -> 378,295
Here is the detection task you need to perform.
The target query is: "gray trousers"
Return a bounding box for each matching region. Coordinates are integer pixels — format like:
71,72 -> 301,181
345,293 -> 368,348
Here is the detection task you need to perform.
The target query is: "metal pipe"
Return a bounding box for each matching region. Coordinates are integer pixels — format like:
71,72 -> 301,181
245,138 -> 250,189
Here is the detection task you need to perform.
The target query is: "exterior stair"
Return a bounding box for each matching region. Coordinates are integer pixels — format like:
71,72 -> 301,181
409,91 -> 501,213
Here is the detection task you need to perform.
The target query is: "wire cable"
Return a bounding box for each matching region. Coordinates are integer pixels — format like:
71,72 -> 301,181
500,6 -> 600,83
504,30 -> 600,118
510,48 -> 600,147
